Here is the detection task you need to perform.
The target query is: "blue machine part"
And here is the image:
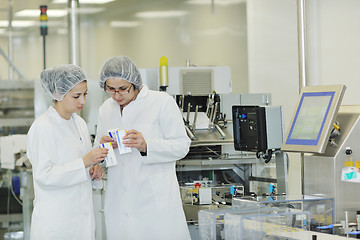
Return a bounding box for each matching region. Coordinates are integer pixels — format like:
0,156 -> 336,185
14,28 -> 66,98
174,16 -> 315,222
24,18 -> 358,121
12,176 -> 20,195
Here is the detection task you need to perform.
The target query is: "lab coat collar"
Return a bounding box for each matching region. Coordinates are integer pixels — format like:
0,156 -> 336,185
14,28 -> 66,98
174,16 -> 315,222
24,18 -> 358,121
47,106 -> 77,124
136,84 -> 149,101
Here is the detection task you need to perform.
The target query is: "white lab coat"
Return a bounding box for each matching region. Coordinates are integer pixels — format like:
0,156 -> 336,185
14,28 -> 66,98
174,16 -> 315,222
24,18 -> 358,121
95,85 -> 191,240
27,106 -> 95,240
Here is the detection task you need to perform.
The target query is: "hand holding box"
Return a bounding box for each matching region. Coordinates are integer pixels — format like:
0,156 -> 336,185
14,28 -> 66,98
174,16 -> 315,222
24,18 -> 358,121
107,128 -> 132,155
101,142 -> 118,167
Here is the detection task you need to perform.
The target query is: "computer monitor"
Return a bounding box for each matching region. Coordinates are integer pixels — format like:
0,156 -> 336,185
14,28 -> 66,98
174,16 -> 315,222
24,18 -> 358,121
281,85 -> 346,154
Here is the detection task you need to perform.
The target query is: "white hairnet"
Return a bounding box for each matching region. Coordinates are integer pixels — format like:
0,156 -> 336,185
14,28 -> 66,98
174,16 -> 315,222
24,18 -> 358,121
99,56 -> 142,90
40,64 -> 87,101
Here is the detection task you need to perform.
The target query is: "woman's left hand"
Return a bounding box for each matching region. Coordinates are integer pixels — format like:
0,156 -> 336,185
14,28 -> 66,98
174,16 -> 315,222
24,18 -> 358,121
89,164 -> 105,180
123,129 -> 147,153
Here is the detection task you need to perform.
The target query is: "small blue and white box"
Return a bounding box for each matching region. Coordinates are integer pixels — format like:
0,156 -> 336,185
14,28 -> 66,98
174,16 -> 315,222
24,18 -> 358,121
116,129 -> 132,154
101,142 -> 118,167
108,128 -> 132,155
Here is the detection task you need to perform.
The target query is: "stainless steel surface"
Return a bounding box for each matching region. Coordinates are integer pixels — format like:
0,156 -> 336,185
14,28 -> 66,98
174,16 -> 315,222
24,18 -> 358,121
214,124 -> 226,140
345,211 -> 349,237
8,0 -> 13,81
193,105 -> 198,130
209,103 -> 215,124
177,155 -> 258,172
21,169 -> 33,240
321,105 -> 360,157
205,94 -> 211,116
181,94 -> 185,111
238,93 -> 271,106
178,158 -> 259,166
68,0 -> 80,65
189,128 -> 233,147
186,103 -> 190,123
210,102 -> 218,124
275,152 -> 288,195
264,106 -> 284,150
304,105 -> 360,223
297,0 -> 307,90
185,125 -> 196,141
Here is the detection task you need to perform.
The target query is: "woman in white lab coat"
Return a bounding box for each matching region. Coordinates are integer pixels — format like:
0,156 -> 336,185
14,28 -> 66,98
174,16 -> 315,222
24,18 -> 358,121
95,56 -> 191,240
27,65 -> 108,240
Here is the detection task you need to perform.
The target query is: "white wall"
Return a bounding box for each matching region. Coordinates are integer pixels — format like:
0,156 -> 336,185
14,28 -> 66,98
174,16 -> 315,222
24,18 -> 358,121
307,0 -> 360,105
247,0 -> 301,196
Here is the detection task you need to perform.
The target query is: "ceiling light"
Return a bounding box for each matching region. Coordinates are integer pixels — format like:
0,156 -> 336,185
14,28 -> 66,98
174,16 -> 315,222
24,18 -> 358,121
186,0 -> 245,6
15,9 -> 67,18
53,0 -> 114,4
76,7 -> 104,14
15,8 -> 103,18
111,21 -> 139,28
0,21 -> 36,28
136,11 -> 188,19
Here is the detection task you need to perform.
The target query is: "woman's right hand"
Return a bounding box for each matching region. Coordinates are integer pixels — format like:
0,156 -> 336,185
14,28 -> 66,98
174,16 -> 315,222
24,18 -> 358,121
83,148 -> 109,168
100,135 -> 118,149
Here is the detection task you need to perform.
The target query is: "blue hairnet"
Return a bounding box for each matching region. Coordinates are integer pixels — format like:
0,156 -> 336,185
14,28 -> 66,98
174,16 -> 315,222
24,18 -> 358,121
99,56 -> 142,90
40,64 -> 87,101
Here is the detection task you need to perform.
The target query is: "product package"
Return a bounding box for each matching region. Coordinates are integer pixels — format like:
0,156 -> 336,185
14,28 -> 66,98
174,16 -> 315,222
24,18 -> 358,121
107,128 -> 132,155
101,142 -> 118,167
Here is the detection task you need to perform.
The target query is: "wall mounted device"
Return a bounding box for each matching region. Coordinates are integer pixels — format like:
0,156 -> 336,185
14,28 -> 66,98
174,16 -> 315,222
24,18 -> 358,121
281,85 -> 346,154
232,105 -> 283,163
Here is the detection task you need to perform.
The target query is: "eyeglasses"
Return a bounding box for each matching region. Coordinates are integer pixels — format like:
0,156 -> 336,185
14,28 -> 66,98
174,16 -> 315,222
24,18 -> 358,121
105,84 -> 133,95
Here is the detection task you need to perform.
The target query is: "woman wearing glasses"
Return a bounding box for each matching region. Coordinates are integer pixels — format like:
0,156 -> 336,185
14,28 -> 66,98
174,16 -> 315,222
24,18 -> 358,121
27,64 -> 108,240
95,56 -> 191,240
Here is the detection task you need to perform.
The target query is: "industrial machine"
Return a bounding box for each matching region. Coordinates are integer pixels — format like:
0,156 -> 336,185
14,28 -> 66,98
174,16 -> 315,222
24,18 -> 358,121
140,65 -> 289,231
0,80 -> 34,240
280,84 -> 360,235
280,85 -> 351,222
303,104 -> 360,223
197,84 -> 360,239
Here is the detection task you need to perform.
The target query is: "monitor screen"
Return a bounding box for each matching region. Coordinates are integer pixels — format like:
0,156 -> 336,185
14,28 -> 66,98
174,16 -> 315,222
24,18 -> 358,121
281,85 -> 346,153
